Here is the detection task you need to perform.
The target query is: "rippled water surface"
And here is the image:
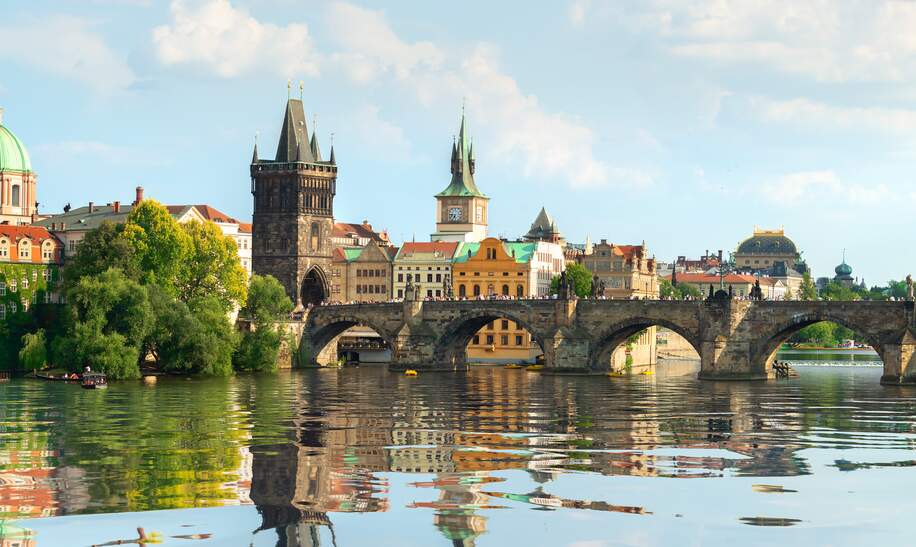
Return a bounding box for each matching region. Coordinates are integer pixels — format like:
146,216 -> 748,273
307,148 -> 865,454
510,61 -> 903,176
3,362 -> 916,546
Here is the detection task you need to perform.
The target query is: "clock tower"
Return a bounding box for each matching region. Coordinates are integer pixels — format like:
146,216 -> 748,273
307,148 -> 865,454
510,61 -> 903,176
431,112 -> 488,243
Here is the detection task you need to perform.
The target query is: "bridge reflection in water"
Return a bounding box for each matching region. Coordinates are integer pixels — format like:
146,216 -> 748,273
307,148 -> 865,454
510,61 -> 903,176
245,368 -> 820,546
294,298 -> 916,384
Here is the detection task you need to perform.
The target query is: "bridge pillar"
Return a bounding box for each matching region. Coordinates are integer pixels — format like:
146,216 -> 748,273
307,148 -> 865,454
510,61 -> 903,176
880,330 -> 916,385
543,327 -> 592,372
697,300 -> 769,381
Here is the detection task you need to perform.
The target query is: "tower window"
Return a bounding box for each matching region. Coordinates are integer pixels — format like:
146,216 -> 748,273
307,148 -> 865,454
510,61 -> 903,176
11,185 -> 20,207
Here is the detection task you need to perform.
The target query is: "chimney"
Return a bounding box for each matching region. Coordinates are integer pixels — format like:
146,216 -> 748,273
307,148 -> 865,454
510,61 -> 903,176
88,201 -> 94,213
113,201 -> 120,213
51,222 -> 56,231
718,249 -> 723,264
134,186 -> 144,206
60,222 -> 66,230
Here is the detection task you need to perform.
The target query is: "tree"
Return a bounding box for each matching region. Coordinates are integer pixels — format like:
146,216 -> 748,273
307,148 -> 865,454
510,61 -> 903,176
176,220 -> 248,310
234,275 -> 294,373
63,222 -> 137,292
19,329 -> 47,371
550,263 -> 593,298
799,272 -> 817,301
62,269 -> 153,379
887,280 -> 907,299
792,321 -> 837,346
820,281 -> 860,301
660,279 -> 701,300
155,296 -> 238,376
121,200 -> 189,293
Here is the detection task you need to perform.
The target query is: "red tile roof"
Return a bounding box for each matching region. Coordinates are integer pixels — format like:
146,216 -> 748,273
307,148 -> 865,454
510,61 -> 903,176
397,241 -> 460,256
333,221 -> 389,243
664,273 -> 758,284
0,225 -> 57,242
167,204 -> 249,226
237,222 -> 252,234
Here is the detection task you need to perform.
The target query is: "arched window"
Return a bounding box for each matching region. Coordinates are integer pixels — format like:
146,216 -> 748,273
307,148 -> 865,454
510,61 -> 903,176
11,185 -> 20,207
517,285 -> 524,298
458,285 -> 466,298
0,238 -> 8,258
487,284 -> 495,296
473,284 -> 480,297
501,284 -> 509,296
310,222 -> 320,251
18,239 -> 30,260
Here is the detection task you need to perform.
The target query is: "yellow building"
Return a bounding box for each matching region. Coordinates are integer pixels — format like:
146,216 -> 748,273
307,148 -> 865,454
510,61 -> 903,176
579,240 -> 658,299
452,237 -> 541,363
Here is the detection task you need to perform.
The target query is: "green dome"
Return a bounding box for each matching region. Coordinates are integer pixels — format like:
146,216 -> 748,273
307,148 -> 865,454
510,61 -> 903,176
835,262 -> 853,277
0,123 -> 32,173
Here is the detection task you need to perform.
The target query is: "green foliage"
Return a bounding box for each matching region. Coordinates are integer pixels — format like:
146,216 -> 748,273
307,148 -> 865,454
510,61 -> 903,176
799,272 -> 817,301
233,328 -> 282,373
154,296 -> 238,376
18,329 -> 47,371
240,274 -> 293,325
887,280 -> 908,299
790,321 -> 861,347
660,279 -> 702,300
234,275 -> 292,373
549,263 -> 593,298
176,220 -> 248,310
63,269 -> 153,379
63,222 -> 137,292
819,281 -> 860,301
122,199 -> 189,293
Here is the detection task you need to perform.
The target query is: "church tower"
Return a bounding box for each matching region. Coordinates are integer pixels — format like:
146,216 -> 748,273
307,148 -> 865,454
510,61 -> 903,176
431,112 -> 488,243
251,97 -> 337,309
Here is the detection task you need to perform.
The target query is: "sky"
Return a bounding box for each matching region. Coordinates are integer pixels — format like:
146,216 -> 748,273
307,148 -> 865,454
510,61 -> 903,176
0,0 -> 914,284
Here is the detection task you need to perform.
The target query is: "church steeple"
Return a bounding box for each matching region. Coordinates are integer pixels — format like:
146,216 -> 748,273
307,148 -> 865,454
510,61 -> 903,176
275,99 -> 314,163
310,131 -> 322,162
436,110 -> 485,198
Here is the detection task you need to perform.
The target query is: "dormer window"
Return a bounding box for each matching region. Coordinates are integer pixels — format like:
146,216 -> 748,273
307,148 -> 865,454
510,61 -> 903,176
18,239 -> 30,260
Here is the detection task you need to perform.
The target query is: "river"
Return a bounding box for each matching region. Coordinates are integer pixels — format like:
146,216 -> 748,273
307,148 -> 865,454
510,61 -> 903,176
2,357 -> 915,546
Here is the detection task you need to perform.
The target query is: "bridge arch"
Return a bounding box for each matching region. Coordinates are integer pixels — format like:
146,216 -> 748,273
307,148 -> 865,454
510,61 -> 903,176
752,312 -> 888,375
589,317 -> 701,371
305,313 -> 396,366
432,309 -> 548,369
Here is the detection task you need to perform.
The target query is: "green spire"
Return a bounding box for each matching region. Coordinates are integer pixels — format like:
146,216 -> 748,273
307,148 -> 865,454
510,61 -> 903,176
436,110 -> 485,198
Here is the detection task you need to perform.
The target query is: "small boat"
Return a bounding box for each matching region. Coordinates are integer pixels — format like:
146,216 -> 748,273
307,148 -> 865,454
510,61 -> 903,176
81,372 -> 108,389
404,369 -> 418,377
504,364 -> 523,370
35,372 -> 80,382
525,365 -> 544,371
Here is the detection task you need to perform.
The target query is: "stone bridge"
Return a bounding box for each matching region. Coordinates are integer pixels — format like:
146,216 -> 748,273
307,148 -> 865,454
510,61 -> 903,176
293,297 -> 916,384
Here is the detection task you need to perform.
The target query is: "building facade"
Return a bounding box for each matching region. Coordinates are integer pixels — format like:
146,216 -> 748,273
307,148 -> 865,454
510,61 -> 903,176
0,110 -> 38,226
329,240 -> 397,303
430,113 -> 489,243
392,241 -> 459,300
0,226 -> 63,319
251,98 -> 337,309
663,273 -> 758,298
579,240 -> 658,299
734,228 -> 800,271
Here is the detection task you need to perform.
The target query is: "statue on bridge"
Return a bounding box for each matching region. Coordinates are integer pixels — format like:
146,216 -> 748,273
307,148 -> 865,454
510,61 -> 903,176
443,274 -> 454,299
558,270 -> 577,300
591,275 -> 605,298
750,279 -> 763,301
907,274 -> 913,301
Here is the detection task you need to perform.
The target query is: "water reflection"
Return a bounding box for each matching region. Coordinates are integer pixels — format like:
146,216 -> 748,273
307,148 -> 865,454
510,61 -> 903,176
5,365 -> 916,545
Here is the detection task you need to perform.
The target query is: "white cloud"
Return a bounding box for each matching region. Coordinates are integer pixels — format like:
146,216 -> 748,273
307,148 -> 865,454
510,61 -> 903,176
642,0 -> 916,82
152,0 -> 319,78
568,0 -> 591,27
751,97 -> 916,134
762,171 -> 889,205
351,105 -> 411,162
0,16 -> 134,93
325,3 -> 641,189
326,2 -> 444,83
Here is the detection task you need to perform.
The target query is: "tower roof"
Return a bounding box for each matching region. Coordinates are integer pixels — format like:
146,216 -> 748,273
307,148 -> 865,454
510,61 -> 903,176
275,99 -> 315,163
436,111 -> 486,198
523,207 -> 562,241
0,112 -> 32,173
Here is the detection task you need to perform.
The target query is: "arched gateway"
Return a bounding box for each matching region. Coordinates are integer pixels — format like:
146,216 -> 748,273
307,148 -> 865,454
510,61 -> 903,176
293,298 -> 916,385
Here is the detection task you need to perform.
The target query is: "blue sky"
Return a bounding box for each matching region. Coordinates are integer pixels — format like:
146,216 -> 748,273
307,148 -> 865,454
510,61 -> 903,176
1,0 -> 913,283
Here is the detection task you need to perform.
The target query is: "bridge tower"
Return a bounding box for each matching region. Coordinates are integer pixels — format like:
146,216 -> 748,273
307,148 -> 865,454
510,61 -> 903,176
251,97 -> 338,310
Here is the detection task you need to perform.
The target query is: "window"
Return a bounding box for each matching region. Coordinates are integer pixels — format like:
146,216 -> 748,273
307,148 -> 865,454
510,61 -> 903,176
435,274 -> 441,282
427,290 -> 433,298
473,285 -> 480,296
69,240 -> 76,252
485,335 -> 494,345
515,335 -> 523,346
459,272 -> 466,276
0,282 -> 4,295
487,322 -> 494,330
487,284 -> 494,295
31,271 -> 37,281
0,239 -> 7,258
9,302 -> 16,313
427,274 -> 433,282
435,290 -> 441,297
19,240 -> 30,259
473,335 -> 480,345
398,273 -> 403,282
22,279 -> 28,290
310,222 -> 320,252
501,335 -> 508,345
9,279 -> 16,292
11,185 -> 20,207
397,289 -> 403,298
0,306 -> 4,319
516,285 -> 524,298
459,285 -> 466,297
501,320 -> 509,330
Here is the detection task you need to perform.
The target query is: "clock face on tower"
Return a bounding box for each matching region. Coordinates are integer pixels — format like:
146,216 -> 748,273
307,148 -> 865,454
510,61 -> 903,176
448,207 -> 462,221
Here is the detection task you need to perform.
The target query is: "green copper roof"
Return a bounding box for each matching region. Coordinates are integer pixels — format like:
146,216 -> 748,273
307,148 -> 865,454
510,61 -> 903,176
0,122 -> 32,173
453,241 -> 535,264
342,248 -> 363,261
436,112 -> 486,198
